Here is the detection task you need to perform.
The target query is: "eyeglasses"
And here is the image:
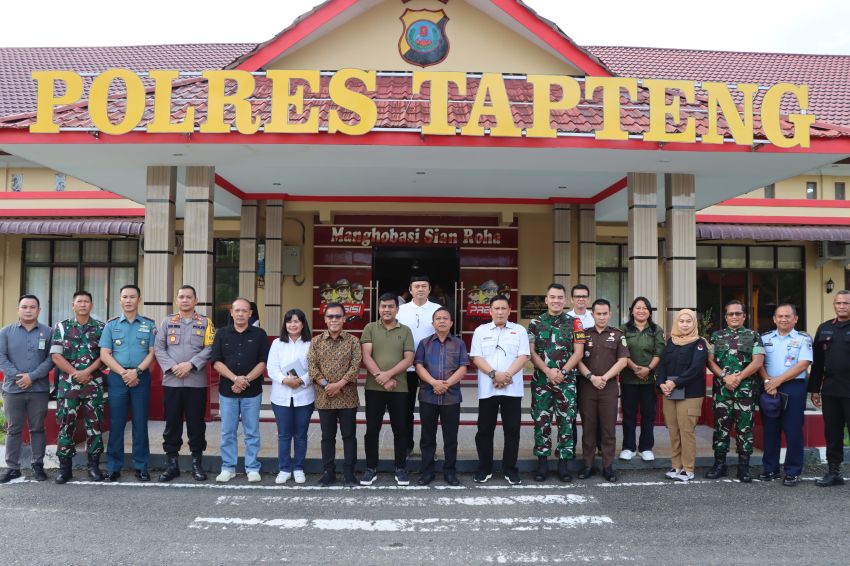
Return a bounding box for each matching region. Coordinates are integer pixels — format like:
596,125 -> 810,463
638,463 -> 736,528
725,312 -> 745,317
572,295 -> 589,299
325,314 -> 344,320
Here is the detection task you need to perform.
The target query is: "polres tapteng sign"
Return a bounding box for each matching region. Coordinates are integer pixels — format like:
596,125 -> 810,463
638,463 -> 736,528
30,68 -> 815,148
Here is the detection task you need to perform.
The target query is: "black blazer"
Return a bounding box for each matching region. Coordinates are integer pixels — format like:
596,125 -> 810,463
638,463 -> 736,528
656,338 -> 709,399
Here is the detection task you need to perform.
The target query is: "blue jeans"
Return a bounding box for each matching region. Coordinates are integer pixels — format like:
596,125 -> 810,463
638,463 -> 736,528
219,394 -> 262,473
107,371 -> 151,472
271,401 -> 314,472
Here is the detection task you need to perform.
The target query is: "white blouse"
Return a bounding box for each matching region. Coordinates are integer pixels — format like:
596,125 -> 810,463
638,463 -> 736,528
267,337 -> 315,407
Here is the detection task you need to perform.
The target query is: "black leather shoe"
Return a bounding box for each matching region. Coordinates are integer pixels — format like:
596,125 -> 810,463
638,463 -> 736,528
31,464 -> 48,482
87,454 -> 105,482
602,466 -> 618,483
815,466 -> 845,487
534,457 -> 548,482
782,475 -> 800,487
737,455 -> 752,483
0,468 -> 22,483
55,457 -> 73,485
758,471 -> 780,481
106,471 -> 122,482
343,472 -> 358,487
558,459 -> 573,482
135,469 -> 151,482
444,471 -> 460,486
705,455 -> 728,479
318,470 -> 336,487
191,454 -> 207,481
418,473 -> 435,486
158,455 -> 180,482
577,466 -> 597,480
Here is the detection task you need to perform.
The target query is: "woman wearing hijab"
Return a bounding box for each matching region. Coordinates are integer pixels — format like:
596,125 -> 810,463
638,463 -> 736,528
656,309 -> 708,482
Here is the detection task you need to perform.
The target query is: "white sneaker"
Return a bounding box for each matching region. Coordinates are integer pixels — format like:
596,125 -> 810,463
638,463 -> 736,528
665,468 -> 681,479
275,471 -> 291,484
674,470 -> 695,482
247,471 -> 262,483
639,450 -> 656,461
293,470 -> 306,484
216,470 -> 236,483
619,449 -> 635,461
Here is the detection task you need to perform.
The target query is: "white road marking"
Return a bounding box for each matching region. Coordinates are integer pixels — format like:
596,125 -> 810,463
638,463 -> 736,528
485,551 -> 636,563
192,515 -> 613,532
214,493 -> 591,506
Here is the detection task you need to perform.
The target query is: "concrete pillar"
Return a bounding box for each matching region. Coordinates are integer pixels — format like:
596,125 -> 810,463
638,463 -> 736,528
552,205 -> 572,289
578,204 -> 597,300
664,173 -> 697,329
627,172 -> 659,318
143,166 -> 177,323
265,200 -> 284,332
239,201 -> 258,302
182,166 -> 215,317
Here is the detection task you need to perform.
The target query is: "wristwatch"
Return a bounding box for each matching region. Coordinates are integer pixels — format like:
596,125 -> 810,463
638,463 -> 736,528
488,369 -> 497,380
319,378 -> 329,388
585,372 -> 593,381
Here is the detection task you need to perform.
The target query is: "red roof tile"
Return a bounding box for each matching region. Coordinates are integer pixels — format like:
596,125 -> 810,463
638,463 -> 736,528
0,44 -> 256,118
586,46 -> 850,127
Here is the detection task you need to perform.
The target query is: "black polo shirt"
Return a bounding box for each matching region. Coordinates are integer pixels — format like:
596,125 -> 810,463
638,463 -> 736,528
210,324 -> 270,398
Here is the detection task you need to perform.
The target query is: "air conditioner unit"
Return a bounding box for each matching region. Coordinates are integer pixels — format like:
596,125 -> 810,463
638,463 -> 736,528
817,241 -> 850,260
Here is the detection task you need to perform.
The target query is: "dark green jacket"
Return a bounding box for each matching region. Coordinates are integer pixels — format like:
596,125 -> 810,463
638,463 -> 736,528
620,323 -> 665,385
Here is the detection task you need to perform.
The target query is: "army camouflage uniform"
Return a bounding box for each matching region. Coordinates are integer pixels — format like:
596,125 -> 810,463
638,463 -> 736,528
50,317 -> 106,459
709,327 -> 765,455
527,312 -> 586,460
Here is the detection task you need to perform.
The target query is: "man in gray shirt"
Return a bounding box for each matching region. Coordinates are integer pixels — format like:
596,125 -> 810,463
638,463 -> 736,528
0,295 -> 54,482
154,285 -> 215,482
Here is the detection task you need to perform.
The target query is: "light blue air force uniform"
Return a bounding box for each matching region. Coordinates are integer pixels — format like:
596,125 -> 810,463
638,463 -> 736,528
760,328 -> 813,477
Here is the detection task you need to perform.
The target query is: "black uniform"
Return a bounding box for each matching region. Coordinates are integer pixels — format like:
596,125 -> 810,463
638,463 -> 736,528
809,317 -> 850,466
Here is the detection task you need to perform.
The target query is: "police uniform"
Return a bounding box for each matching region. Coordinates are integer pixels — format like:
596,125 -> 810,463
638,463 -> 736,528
99,314 -> 157,475
153,312 -> 214,458
809,317 -> 850,474
709,327 -> 765,457
761,328 -> 812,478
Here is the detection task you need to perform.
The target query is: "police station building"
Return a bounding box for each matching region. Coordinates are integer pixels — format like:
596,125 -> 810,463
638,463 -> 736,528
2,1 -> 850,439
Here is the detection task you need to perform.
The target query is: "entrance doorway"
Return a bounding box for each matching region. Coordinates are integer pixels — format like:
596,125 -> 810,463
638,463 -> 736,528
372,246 -> 459,320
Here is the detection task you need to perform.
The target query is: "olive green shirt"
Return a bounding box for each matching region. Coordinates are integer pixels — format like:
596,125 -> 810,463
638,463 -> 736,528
360,320 -> 414,393
620,323 -> 665,385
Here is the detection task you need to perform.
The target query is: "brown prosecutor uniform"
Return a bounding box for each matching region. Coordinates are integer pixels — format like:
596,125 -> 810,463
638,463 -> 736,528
579,326 -> 630,469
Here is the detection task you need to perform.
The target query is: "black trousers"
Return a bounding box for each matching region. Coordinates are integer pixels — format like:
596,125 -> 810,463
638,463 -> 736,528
364,389 -> 408,469
475,395 -> 521,474
162,386 -> 207,455
822,394 -> 850,465
620,384 -> 657,452
318,407 -> 357,473
405,371 -> 419,451
419,401 -> 460,474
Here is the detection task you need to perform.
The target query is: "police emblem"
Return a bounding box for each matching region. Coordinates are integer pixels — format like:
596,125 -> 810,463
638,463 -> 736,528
399,9 -> 450,68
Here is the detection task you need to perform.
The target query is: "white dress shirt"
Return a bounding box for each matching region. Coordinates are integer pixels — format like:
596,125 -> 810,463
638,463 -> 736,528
397,299 -> 442,371
469,321 -> 530,399
267,337 -> 315,407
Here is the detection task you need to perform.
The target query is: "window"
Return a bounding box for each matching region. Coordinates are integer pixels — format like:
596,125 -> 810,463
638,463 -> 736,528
55,173 -> 66,192
806,181 -> 817,200
764,184 -> 775,199
11,173 -> 23,192
697,245 -> 805,335
596,243 -> 627,325
214,239 -> 240,328
835,182 -> 846,201
21,239 -> 138,326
